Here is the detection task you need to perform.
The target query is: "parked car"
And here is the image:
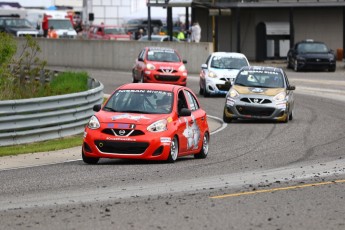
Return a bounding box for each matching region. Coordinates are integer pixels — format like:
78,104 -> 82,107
138,35 -> 179,42
287,39 -> 336,72
123,18 -> 163,34
132,46 -> 188,86
82,83 -> 210,164
88,24 -> 130,41
199,52 -> 250,97
223,66 -> 296,123
0,17 -> 39,37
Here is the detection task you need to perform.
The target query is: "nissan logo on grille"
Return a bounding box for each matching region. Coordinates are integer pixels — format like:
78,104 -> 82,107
118,130 -> 126,136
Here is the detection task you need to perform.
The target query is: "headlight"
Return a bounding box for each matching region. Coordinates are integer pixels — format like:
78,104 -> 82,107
208,71 -> 217,78
273,92 -> 286,101
88,115 -> 100,129
146,63 -> 156,70
178,65 -> 186,72
228,88 -> 239,98
147,119 -> 167,132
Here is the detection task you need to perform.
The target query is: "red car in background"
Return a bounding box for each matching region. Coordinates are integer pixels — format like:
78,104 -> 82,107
88,24 -> 130,41
82,83 -> 210,164
132,47 -> 188,86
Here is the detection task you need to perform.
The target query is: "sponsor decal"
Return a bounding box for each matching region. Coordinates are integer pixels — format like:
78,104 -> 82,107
106,137 -> 136,142
251,88 -> 264,93
160,137 -> 171,143
111,114 -> 151,121
226,98 -> 235,106
182,115 -> 201,150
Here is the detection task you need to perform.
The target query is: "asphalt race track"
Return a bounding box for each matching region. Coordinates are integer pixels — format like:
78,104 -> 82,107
0,65 -> 345,230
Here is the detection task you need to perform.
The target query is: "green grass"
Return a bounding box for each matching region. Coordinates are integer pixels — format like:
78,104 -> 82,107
0,134 -> 83,157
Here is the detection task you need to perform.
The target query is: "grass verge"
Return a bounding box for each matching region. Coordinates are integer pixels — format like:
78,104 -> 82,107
0,134 -> 83,157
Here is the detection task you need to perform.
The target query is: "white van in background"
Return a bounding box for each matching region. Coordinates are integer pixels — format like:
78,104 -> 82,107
26,9 -> 77,38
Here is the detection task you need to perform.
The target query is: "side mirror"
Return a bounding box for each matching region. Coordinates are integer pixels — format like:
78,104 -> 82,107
179,108 -> 191,117
183,60 -> 187,64
201,63 -> 207,69
288,85 -> 296,90
93,104 -> 102,112
138,57 -> 144,62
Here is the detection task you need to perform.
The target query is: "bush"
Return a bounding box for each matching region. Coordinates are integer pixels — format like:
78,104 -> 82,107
0,34 -> 88,100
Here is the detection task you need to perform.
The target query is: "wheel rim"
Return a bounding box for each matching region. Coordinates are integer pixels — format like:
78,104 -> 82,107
202,134 -> 209,155
170,138 -> 178,161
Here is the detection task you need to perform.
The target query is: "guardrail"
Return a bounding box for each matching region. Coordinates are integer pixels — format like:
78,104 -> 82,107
0,79 -> 104,147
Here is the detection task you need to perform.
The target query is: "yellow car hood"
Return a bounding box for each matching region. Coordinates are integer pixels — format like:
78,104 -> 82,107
233,85 -> 285,96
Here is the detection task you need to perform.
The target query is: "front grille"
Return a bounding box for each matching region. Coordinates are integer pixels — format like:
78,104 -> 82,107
154,75 -> 180,82
216,83 -> 231,91
95,140 -> 149,154
236,105 -> 275,116
157,69 -> 178,74
102,129 -> 145,136
241,98 -> 272,104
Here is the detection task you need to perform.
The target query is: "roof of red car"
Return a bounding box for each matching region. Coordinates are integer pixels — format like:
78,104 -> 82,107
118,83 -> 182,92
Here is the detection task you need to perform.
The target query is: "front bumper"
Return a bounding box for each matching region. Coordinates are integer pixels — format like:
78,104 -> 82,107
144,70 -> 187,86
205,78 -> 231,95
224,95 -> 288,121
297,59 -> 336,70
83,128 -> 174,160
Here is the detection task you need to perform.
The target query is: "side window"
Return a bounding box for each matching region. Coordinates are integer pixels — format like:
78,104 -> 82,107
205,54 -> 212,65
284,72 -> 290,87
184,90 -> 199,111
177,90 -> 188,112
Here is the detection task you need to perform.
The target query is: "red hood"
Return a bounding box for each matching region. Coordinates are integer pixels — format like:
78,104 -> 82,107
149,61 -> 185,70
97,111 -> 171,125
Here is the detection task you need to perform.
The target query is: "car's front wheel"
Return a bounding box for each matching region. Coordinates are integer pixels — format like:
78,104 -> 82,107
140,73 -> 145,83
223,107 -> 232,123
132,69 -> 138,83
82,150 -> 100,164
294,60 -> 299,72
194,132 -> 209,159
166,136 -> 178,163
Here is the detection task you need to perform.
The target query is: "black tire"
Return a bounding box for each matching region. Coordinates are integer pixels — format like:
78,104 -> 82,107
82,150 -> 99,164
132,70 -> 138,83
166,136 -> 178,163
329,67 -> 336,72
194,132 -> 209,159
294,60 -> 299,72
199,85 -> 204,95
203,83 -> 209,97
140,73 -> 145,83
287,58 -> 292,69
289,109 -> 293,121
283,112 -> 289,123
223,107 -> 232,123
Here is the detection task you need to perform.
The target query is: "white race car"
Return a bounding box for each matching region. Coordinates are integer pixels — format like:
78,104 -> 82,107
199,52 -> 249,97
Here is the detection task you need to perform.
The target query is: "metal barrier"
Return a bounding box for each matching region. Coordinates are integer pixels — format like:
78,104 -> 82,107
0,79 -> 104,147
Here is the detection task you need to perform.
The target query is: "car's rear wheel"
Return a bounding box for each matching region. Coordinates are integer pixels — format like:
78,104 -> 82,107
82,150 -> 100,164
199,84 -> 204,95
194,132 -> 209,159
166,136 -> 178,163
329,67 -> 336,72
223,107 -> 232,123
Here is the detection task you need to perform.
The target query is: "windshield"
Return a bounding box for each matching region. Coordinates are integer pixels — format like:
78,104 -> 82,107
235,70 -> 285,88
297,43 -> 328,53
5,19 -> 33,28
210,56 -> 248,69
48,19 -> 73,30
104,89 -> 173,114
104,27 -> 126,35
146,49 -> 181,62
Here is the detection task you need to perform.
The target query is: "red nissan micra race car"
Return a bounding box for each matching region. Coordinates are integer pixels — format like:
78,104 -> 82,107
132,47 -> 188,86
82,83 -> 209,164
